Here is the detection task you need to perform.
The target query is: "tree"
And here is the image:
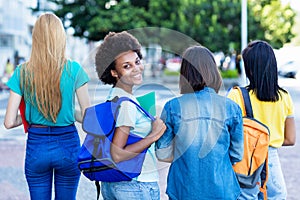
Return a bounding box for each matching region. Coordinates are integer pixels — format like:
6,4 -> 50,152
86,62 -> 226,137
173,0 -> 242,53
48,0 -> 296,53
248,0 -> 296,49
50,0 -> 103,39
49,0 -> 149,41
88,1 -> 149,40
166,0 -> 295,52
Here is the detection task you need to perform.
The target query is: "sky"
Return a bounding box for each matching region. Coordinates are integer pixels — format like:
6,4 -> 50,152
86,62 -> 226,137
282,0 -> 300,11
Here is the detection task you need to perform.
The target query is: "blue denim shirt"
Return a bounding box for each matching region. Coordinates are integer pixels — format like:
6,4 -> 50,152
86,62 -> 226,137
156,87 -> 243,200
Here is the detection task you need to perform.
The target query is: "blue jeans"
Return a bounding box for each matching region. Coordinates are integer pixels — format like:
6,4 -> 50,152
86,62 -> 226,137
25,125 -> 81,200
238,147 -> 287,200
101,180 -> 160,200
266,147 -> 287,200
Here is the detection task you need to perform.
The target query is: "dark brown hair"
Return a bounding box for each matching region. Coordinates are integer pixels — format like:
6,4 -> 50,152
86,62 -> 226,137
95,31 -> 142,85
180,46 -> 222,94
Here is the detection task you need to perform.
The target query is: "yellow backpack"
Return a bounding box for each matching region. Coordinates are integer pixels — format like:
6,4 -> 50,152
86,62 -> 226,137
232,86 -> 269,200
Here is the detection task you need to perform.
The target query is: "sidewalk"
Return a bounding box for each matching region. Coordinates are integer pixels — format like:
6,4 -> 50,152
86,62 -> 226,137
1,130 -> 298,200
0,125 -> 170,200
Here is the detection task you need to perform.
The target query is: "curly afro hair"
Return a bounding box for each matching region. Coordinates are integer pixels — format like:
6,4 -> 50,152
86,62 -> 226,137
95,31 -> 142,85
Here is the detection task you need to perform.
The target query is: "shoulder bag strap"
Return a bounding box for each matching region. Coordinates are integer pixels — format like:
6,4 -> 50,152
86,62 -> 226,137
239,87 -> 254,118
115,96 -> 155,121
233,86 -> 254,118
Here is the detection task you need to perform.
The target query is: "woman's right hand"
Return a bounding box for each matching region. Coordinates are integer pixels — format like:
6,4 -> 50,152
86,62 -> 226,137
147,118 -> 166,142
111,118 -> 166,163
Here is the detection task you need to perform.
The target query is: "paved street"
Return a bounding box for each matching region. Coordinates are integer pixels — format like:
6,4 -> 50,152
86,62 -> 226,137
276,78 -> 300,200
0,76 -> 177,200
0,76 -> 299,200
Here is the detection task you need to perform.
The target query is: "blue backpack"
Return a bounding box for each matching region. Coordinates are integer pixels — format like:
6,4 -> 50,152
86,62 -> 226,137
78,96 -> 155,198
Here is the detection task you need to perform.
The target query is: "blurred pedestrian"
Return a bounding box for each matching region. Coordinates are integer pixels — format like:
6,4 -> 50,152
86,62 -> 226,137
3,58 -> 14,77
4,13 -> 90,200
94,31 -> 166,200
156,45 -> 244,200
0,58 -> 14,90
227,40 -> 296,200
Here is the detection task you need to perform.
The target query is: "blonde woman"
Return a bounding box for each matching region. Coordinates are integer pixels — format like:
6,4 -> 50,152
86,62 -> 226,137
4,13 -> 90,200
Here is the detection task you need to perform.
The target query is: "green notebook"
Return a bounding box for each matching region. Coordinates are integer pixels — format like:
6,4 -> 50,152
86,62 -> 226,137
136,91 -> 156,116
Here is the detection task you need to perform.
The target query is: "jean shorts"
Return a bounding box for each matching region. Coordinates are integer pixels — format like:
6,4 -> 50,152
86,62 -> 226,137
101,180 -> 160,200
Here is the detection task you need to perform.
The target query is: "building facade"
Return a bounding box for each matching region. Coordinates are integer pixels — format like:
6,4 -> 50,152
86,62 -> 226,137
0,0 -> 34,73
0,0 -> 94,78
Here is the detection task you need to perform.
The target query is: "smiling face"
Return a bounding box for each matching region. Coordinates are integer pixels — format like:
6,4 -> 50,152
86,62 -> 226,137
111,50 -> 144,93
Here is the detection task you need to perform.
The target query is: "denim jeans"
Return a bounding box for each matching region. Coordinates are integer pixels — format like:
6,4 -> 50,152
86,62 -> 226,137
238,147 -> 287,200
266,147 -> 287,200
25,125 -> 81,200
101,180 -> 160,200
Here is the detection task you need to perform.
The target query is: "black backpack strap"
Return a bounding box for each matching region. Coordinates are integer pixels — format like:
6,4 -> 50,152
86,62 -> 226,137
239,87 -> 254,118
95,181 -> 100,200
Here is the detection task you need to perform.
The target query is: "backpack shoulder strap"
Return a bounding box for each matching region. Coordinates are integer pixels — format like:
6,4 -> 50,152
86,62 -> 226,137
233,86 -> 254,118
239,87 -> 254,118
114,96 -> 155,121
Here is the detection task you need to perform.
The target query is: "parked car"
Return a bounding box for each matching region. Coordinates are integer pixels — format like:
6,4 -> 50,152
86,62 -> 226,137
278,60 -> 300,79
165,57 -> 181,72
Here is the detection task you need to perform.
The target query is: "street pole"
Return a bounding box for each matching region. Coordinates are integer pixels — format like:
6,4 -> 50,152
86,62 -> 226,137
240,0 -> 248,86
241,0 -> 247,51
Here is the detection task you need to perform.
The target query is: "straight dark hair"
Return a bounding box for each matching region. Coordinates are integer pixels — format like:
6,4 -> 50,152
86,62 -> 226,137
179,46 -> 222,94
242,40 -> 286,101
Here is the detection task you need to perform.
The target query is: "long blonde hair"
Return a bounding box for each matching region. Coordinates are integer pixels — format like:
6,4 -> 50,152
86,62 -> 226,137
21,13 -> 66,123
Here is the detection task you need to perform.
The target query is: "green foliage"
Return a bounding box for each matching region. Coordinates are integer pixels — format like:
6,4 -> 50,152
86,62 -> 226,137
163,69 -> 180,76
47,0 -> 296,52
175,0 -> 242,52
127,27 -> 199,56
248,0 -> 296,49
88,1 -> 149,41
220,69 -> 239,78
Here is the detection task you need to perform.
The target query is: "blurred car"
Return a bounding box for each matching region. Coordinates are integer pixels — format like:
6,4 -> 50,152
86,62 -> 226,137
165,57 -> 181,72
278,60 -> 300,79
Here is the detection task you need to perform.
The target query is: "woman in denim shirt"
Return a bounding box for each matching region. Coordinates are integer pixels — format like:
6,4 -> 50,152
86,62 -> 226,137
156,46 -> 244,200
